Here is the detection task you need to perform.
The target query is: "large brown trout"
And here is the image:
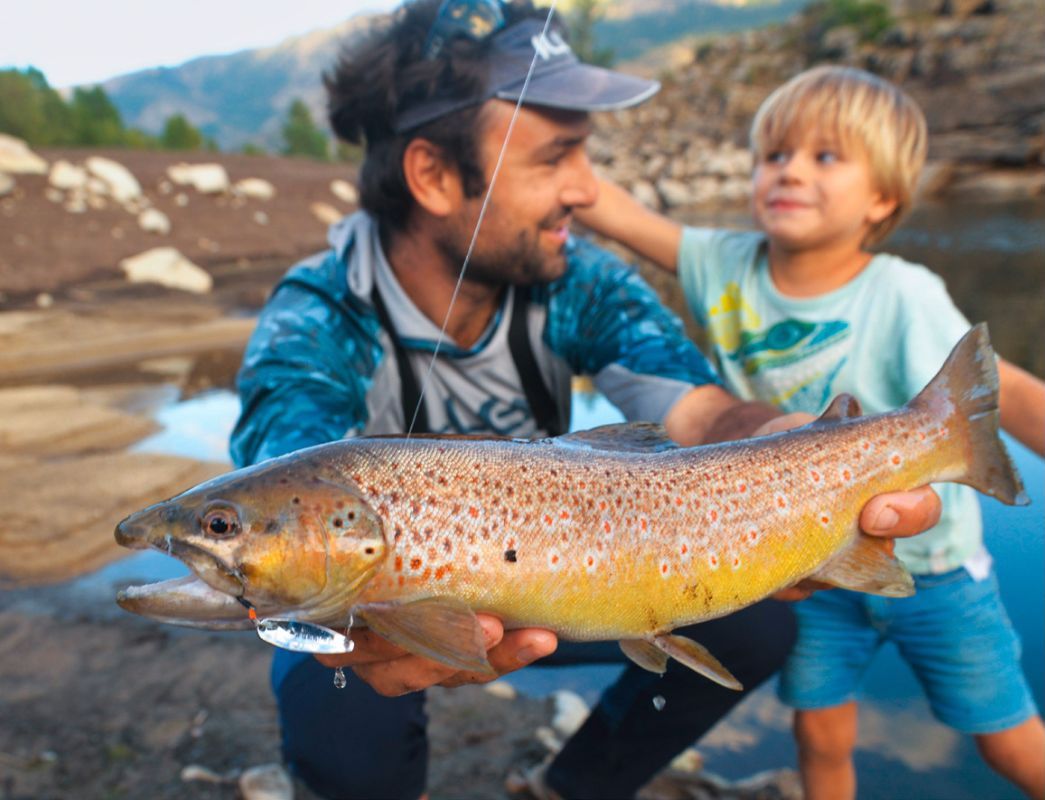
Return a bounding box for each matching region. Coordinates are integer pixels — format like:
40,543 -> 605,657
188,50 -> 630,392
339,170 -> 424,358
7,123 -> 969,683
116,325 -> 1026,688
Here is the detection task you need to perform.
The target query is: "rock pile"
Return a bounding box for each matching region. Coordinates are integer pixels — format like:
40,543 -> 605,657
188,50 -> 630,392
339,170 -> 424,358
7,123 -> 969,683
591,0 -> 1045,210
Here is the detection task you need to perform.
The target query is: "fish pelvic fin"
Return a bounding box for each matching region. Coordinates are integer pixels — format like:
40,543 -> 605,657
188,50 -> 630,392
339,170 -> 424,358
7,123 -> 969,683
811,534 -> 914,598
353,597 -> 494,675
619,639 -> 669,674
626,633 -> 743,690
910,323 -> 1028,506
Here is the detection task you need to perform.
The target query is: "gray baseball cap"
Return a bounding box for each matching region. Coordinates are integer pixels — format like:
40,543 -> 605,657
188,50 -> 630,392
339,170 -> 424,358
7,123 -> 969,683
394,19 -> 660,133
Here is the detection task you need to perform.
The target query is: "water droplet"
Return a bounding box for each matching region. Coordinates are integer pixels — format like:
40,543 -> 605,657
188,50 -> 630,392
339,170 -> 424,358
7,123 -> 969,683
333,667 -> 347,690
652,695 -> 666,711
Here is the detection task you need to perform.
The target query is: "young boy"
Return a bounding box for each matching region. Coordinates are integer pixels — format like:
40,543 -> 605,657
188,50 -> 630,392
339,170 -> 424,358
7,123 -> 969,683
577,65 -> 1045,800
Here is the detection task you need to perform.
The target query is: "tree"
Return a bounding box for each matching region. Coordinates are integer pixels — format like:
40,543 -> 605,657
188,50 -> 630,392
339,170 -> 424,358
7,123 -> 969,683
69,85 -> 126,146
566,0 -> 615,67
0,67 -> 73,145
160,113 -> 205,150
281,99 -> 329,160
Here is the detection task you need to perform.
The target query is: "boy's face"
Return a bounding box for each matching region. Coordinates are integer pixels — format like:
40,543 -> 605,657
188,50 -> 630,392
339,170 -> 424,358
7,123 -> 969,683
751,127 -> 896,255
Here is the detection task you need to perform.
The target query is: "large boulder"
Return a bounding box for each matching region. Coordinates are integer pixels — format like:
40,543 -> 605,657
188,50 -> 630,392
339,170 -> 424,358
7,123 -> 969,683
85,157 -> 142,204
167,163 -> 230,194
48,160 -> 88,191
0,172 -> 13,198
119,247 -> 212,293
0,134 -> 47,174
233,177 -> 275,200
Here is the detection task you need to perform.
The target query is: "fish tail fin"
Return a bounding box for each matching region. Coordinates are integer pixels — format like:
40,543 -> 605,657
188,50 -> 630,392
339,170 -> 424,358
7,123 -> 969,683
909,323 -> 1028,506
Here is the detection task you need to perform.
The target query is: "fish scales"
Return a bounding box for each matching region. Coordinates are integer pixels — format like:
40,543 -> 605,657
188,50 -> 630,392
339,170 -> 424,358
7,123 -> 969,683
114,325 -> 1027,685
342,401 -> 963,640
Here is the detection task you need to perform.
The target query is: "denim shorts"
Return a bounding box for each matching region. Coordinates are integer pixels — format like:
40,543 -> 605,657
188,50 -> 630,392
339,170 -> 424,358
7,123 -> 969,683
777,567 -> 1038,734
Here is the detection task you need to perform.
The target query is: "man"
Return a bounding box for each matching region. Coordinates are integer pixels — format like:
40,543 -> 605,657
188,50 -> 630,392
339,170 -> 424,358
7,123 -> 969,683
231,2 -> 941,798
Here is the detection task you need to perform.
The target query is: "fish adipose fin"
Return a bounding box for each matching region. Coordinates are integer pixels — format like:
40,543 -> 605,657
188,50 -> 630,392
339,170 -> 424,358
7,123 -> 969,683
911,323 -> 1028,506
621,634 -> 742,690
810,393 -> 863,426
811,534 -> 914,597
353,598 -> 494,675
552,423 -> 679,453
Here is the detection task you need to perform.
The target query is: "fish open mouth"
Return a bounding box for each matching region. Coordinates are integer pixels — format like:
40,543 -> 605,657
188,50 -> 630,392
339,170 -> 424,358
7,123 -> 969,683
114,514 -> 252,629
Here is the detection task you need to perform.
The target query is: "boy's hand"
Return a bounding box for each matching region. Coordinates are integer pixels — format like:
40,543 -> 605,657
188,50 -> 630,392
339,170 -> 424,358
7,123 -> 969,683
314,615 -> 557,697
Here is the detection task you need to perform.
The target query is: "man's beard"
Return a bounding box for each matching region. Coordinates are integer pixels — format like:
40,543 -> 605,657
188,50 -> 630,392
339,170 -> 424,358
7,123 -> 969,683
438,210 -> 568,288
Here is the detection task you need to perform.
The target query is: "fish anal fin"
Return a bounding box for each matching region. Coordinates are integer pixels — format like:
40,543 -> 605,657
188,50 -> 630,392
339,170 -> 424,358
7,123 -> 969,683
353,597 -> 494,674
620,639 -> 669,673
811,534 -> 914,598
553,423 -> 679,453
811,393 -> 863,426
652,633 -> 743,691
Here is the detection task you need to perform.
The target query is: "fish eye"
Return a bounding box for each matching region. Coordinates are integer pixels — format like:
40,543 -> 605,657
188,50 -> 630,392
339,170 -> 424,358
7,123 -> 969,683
201,508 -> 240,538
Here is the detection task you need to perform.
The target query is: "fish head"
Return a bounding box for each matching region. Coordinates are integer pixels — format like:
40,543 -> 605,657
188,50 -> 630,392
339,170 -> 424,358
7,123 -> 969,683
115,451 -> 387,627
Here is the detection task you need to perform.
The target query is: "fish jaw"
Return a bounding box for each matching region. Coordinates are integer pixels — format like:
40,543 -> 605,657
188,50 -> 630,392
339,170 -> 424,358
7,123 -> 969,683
116,575 -> 252,629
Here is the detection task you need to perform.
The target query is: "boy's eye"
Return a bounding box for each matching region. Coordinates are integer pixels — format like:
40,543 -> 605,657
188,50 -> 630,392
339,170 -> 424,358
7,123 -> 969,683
765,151 -> 788,164
816,150 -> 839,164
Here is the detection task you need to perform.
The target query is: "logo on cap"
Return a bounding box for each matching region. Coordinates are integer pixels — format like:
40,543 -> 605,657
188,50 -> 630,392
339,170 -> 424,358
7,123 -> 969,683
531,30 -> 571,60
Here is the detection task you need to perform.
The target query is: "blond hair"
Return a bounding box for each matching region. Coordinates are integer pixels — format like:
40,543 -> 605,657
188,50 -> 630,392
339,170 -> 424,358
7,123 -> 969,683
749,65 -> 928,245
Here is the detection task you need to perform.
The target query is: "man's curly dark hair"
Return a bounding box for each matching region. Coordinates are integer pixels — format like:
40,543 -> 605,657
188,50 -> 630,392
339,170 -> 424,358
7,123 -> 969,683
324,0 -> 560,232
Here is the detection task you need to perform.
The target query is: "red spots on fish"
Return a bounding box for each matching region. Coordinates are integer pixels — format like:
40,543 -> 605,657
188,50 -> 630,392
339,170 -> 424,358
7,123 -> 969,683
660,560 -> 671,578
708,553 -> 720,571
737,482 -> 748,493
731,555 -> 742,571
409,557 -> 422,571
548,550 -> 562,571
890,452 -> 904,468
544,514 -> 553,525
442,537 -> 452,554
585,553 -> 597,573
397,575 -> 405,587
602,520 -> 612,535
421,567 -> 431,582
435,565 -> 450,581
598,500 -> 608,512
579,481 -> 587,490
410,501 -> 421,516
468,506 -> 479,518
747,528 -> 759,543
675,497 -> 684,507
560,509 -> 570,520
819,512 -> 831,527
394,555 -> 403,572
775,494 -> 788,511
707,508 -> 719,524
809,469 -> 822,483
840,467 -> 853,482
467,550 -> 481,572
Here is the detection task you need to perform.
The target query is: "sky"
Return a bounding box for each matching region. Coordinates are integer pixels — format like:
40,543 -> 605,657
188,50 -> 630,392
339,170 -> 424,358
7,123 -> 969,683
2,0 -> 403,88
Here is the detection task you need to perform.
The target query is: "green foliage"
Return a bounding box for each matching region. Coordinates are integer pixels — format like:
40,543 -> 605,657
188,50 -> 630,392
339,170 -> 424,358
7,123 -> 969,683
240,142 -> 268,156
69,86 -> 127,146
335,140 -> 364,164
281,99 -> 329,161
0,67 -> 74,145
566,0 -> 615,67
160,113 -> 204,150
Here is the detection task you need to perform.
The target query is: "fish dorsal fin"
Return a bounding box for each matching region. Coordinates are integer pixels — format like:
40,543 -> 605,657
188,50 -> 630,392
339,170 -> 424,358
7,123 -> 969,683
619,639 -> 670,673
353,597 -> 494,674
810,534 -> 914,598
552,423 -> 679,454
651,633 -> 743,690
811,393 -> 863,426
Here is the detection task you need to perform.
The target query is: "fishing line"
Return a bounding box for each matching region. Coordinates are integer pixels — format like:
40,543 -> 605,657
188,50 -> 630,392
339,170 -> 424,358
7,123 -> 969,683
406,0 -> 560,438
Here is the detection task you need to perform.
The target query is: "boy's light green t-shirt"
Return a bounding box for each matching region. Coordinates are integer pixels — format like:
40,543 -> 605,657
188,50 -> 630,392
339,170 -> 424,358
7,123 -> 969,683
678,226 -> 982,575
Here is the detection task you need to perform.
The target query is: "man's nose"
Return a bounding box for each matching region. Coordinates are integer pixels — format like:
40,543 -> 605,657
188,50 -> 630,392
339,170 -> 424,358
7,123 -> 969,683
560,150 -> 599,208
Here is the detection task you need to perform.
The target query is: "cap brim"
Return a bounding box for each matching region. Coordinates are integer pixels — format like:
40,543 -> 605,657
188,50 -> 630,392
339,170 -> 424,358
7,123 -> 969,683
495,61 -> 660,113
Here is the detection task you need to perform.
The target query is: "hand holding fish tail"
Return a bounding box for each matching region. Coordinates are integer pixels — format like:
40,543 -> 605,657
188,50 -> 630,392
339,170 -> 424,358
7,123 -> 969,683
314,615 -> 557,697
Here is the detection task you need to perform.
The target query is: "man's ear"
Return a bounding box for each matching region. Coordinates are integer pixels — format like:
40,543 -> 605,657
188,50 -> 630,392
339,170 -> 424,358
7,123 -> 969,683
402,138 -> 462,218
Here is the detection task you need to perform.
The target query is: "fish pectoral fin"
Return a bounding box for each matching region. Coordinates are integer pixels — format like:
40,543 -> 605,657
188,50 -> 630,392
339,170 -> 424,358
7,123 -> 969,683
353,598 -> 494,675
619,639 -> 670,673
810,534 -> 914,598
652,633 -> 743,691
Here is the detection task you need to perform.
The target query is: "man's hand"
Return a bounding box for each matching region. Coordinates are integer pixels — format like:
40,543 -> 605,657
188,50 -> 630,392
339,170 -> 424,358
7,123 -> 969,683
314,614 -> 557,697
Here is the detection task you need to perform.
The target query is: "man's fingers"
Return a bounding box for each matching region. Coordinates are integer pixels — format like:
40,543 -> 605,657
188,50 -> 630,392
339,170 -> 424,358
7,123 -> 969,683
439,628 -> 558,688
861,485 -> 942,538
313,627 -> 408,669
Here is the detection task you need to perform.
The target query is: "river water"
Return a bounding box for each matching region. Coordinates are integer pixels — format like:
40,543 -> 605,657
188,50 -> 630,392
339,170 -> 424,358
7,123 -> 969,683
78,200 -> 1044,797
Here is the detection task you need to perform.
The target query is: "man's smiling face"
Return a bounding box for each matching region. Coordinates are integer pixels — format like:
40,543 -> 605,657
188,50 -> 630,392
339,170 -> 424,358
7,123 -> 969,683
436,100 -> 599,287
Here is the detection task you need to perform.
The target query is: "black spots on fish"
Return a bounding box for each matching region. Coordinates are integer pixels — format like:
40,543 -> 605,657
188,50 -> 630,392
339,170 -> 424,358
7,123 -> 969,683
265,519 -> 279,534
365,547 -> 376,555
442,537 -> 452,553
347,511 -> 356,521
333,518 -> 343,528
393,525 -> 403,542
279,477 -> 290,485
504,549 -> 517,563
292,497 -> 301,505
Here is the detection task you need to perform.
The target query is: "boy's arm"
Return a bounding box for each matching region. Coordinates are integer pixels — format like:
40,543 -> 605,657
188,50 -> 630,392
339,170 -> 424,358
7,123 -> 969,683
575,177 -> 683,272
998,358 -> 1045,457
